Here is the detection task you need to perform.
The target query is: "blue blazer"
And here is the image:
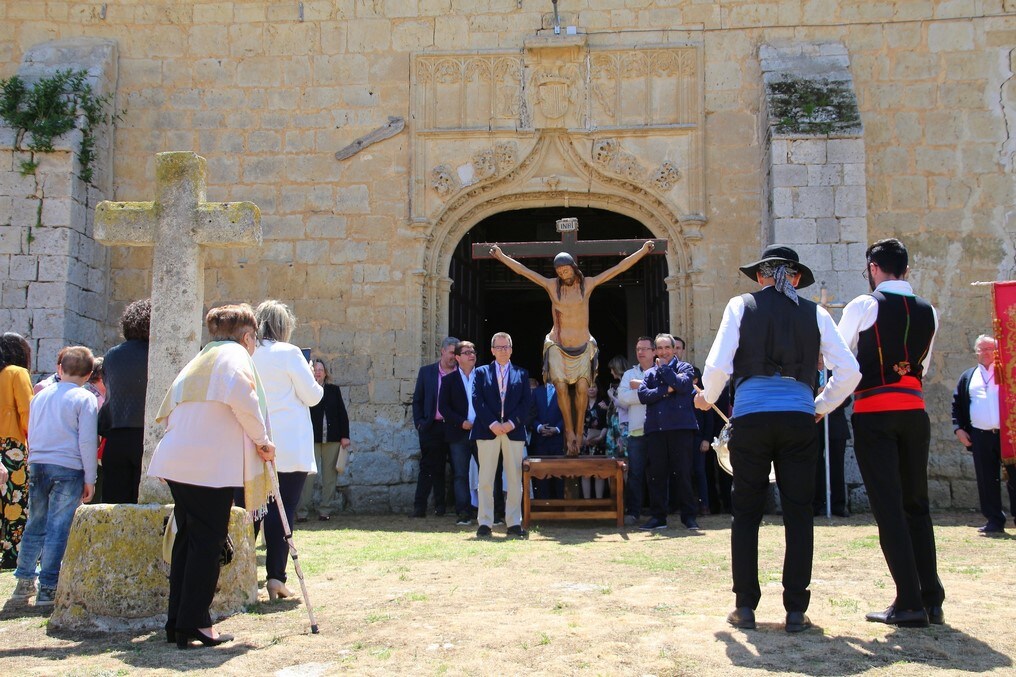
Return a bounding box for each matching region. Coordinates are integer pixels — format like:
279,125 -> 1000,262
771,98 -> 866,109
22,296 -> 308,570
438,369 -> 473,443
412,362 -> 443,432
471,361 -> 531,442
529,383 -> 565,455
638,358 -> 699,433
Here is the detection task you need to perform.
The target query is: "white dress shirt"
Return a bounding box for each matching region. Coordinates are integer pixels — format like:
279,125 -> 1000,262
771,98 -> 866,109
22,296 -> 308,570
459,367 -> 476,424
969,364 -> 1000,431
700,287 -> 861,416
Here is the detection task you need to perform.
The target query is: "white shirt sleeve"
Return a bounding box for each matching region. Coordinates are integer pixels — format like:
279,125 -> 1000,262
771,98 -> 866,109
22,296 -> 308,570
837,294 -> 878,355
617,366 -> 643,407
700,295 -> 745,404
814,305 -> 861,415
288,346 -> 325,407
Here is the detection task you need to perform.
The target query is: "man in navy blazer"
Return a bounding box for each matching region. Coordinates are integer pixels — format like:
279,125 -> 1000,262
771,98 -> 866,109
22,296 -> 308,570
530,379 -> 565,499
411,336 -> 458,518
472,331 -> 532,538
638,333 -> 700,532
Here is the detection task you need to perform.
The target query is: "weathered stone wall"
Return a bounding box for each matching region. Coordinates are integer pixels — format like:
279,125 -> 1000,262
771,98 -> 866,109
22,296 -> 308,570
0,1 -> 1013,510
0,38 -> 117,372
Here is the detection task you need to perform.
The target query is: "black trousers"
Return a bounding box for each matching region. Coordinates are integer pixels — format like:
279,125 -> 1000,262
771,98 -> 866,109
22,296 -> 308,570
646,429 -> 695,522
853,409 -> 944,610
970,428 -> 1016,529
234,471 -> 307,583
167,480 -> 233,631
101,428 -> 144,504
728,412 -> 817,612
414,423 -> 448,513
813,431 -> 848,513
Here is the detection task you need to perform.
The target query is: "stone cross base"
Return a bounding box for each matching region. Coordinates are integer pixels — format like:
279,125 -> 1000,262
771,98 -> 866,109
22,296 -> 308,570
48,504 -> 256,632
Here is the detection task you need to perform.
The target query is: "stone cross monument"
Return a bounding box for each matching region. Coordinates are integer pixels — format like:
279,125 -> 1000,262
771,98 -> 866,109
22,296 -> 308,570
50,152 -> 262,631
94,151 -> 262,503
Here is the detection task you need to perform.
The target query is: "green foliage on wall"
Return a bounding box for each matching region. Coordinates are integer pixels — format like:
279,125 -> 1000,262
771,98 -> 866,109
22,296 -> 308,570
0,68 -> 122,184
767,76 -> 861,136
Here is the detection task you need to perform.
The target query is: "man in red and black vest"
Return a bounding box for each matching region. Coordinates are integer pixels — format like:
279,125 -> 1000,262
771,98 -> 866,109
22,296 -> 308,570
838,238 -> 944,628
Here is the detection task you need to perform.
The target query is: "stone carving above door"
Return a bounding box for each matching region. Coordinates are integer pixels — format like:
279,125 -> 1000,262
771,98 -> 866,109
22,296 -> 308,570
411,41 -> 705,222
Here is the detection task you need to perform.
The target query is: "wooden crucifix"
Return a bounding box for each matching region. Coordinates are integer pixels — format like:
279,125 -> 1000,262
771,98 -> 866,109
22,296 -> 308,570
473,218 -> 667,456
94,151 -> 261,503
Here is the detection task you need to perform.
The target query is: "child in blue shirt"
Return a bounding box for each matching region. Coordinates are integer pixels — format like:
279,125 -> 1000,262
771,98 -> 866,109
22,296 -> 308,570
10,346 -> 98,607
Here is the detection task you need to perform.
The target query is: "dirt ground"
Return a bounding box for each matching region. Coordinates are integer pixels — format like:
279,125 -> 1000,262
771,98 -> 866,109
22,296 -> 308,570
0,511 -> 1013,676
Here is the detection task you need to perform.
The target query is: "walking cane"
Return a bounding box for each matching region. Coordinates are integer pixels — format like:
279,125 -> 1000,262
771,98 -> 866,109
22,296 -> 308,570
266,460 -> 320,634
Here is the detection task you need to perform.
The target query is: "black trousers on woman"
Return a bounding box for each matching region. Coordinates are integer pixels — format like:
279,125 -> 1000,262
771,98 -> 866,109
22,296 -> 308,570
234,470 -> 307,583
167,480 -> 233,631
101,428 -> 144,503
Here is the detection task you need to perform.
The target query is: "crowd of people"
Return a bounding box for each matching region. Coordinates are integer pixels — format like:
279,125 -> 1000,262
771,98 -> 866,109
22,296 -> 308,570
0,236 -> 1011,642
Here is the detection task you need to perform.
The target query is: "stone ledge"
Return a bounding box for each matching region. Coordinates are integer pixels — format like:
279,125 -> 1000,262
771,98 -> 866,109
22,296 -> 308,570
49,503 -> 256,632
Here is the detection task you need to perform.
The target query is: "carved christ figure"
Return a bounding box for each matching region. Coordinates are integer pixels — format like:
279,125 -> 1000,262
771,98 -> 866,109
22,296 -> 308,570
489,240 -> 655,456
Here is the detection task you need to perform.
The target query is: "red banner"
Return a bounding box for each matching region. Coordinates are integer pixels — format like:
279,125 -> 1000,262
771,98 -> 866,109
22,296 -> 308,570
993,280 -> 1016,465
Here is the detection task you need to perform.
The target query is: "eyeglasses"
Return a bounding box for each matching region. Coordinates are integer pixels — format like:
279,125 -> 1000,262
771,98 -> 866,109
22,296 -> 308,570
492,345 -> 512,351
861,262 -> 876,280
458,350 -> 476,355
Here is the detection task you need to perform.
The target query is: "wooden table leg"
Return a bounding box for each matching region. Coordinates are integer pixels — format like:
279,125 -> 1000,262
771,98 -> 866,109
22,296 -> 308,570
614,464 -> 625,527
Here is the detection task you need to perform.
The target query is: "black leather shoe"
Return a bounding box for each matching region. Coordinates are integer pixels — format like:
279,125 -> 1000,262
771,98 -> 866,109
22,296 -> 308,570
476,525 -> 492,538
865,605 -> 929,628
926,606 -> 944,625
832,507 -> 851,518
785,611 -> 812,633
506,525 -> 529,539
176,628 -> 234,649
409,509 -> 425,519
727,607 -> 756,629
977,523 -> 1004,534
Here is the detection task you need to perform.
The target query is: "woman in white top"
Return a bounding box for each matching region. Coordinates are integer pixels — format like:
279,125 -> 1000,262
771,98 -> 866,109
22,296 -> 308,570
251,300 -> 323,600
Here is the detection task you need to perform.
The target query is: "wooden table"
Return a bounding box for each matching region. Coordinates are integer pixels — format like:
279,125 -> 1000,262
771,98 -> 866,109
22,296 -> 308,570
522,456 -> 627,527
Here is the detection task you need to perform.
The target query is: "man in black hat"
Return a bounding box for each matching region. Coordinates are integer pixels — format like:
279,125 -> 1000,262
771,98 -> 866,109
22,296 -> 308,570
489,241 -> 654,456
694,244 -> 859,633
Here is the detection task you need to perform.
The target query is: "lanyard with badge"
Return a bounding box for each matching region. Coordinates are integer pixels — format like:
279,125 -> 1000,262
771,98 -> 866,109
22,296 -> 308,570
496,363 -> 509,420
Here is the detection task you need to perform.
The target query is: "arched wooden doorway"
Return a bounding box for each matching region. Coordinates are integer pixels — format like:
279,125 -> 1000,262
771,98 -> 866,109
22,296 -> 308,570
446,206 -> 668,384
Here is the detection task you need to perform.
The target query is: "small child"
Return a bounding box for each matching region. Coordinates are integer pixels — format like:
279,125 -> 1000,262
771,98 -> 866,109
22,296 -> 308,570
10,346 -> 98,607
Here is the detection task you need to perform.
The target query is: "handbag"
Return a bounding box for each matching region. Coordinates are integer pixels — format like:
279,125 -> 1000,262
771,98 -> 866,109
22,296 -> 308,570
335,445 -> 350,475
163,513 -> 234,567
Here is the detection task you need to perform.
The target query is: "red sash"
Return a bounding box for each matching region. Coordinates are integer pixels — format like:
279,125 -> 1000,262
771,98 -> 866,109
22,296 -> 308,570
993,281 -> 1016,465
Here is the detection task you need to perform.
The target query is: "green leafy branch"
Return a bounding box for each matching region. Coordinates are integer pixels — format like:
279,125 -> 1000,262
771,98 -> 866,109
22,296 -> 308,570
0,68 -> 123,184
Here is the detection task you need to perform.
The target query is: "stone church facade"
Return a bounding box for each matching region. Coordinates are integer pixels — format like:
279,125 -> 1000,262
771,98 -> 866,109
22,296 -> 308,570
1,1 -> 1014,512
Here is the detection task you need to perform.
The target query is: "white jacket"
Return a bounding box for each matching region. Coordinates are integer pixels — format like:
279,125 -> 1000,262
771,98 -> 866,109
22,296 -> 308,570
618,364 -> 648,434
253,340 -> 324,473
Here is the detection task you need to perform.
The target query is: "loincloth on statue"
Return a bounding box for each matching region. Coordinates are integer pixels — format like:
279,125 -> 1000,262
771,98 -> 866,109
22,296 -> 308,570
543,335 -> 598,386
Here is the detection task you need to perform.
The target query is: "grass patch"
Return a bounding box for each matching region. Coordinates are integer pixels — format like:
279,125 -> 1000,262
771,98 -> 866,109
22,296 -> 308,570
612,551 -> 679,572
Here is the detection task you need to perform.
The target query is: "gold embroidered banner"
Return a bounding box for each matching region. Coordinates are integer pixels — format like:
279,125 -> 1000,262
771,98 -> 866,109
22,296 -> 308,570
992,280 -> 1016,465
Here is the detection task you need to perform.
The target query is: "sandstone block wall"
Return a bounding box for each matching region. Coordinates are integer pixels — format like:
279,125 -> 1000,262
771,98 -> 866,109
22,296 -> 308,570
0,1 -> 1013,511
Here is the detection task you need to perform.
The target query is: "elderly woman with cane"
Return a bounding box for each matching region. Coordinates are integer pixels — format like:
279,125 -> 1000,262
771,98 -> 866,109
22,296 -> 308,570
250,300 -> 323,600
148,304 -> 276,649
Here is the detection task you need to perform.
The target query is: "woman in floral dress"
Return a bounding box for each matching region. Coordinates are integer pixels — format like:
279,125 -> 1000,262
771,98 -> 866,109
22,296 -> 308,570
0,333 -> 33,569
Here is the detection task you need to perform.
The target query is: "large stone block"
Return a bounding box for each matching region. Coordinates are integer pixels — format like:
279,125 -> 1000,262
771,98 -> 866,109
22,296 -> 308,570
795,186 -> 835,218
352,449 -> 403,486
49,504 -> 256,632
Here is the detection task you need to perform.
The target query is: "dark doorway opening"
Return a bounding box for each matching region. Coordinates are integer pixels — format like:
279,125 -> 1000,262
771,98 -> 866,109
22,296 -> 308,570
447,207 -> 669,387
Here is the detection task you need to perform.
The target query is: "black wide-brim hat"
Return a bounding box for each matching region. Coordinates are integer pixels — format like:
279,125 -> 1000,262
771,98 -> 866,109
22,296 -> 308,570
738,244 -> 816,289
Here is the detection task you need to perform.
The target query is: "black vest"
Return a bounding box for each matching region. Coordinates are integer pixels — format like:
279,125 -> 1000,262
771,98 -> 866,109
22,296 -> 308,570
732,287 -> 820,390
855,291 -> 935,392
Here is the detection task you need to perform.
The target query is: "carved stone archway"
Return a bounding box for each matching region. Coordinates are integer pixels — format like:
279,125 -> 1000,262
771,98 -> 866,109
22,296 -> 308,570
418,130 -> 699,359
